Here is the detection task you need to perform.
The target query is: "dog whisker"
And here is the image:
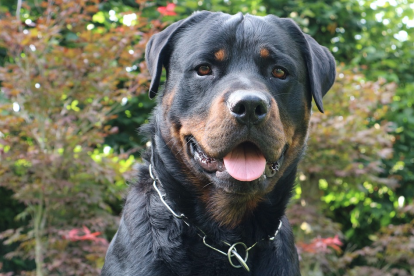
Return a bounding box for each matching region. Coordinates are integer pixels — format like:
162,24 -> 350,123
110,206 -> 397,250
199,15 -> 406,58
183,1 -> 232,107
203,182 -> 213,189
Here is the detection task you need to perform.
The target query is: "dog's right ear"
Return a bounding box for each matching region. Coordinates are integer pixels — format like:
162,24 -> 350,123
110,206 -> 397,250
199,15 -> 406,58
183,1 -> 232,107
145,11 -> 211,99
145,20 -> 184,99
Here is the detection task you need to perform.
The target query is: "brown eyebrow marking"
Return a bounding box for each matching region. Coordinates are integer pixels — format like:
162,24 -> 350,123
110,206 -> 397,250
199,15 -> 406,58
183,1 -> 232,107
214,49 -> 226,61
260,48 -> 270,58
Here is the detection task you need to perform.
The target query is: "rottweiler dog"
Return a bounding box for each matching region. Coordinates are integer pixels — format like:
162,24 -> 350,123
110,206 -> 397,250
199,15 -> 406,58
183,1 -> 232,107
102,11 -> 335,276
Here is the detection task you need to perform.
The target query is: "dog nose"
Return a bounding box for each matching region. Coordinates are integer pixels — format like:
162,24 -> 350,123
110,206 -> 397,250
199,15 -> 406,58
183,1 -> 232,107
227,90 -> 269,126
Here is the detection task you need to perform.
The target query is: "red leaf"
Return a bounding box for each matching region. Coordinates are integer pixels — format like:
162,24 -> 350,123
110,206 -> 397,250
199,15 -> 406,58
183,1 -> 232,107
64,226 -> 107,244
298,235 -> 343,254
157,3 -> 177,16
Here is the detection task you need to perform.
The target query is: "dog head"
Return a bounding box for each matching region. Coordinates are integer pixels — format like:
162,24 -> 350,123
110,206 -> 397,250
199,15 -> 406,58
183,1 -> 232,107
146,11 -> 335,228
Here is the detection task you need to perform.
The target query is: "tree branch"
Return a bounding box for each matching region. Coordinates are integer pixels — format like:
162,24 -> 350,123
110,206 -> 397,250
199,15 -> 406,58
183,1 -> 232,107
16,0 -> 23,20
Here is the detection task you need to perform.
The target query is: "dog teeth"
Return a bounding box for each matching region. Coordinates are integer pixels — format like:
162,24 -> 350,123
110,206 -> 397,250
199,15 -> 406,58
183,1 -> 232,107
217,162 -> 225,172
194,147 -> 220,172
272,162 -> 280,171
264,162 -> 278,178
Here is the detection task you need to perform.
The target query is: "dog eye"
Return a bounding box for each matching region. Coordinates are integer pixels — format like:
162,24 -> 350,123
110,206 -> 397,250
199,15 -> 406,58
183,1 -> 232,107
271,67 -> 288,79
196,65 -> 212,76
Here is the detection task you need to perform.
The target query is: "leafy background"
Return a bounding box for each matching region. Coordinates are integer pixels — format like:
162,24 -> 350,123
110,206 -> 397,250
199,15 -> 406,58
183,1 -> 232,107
0,0 -> 413,275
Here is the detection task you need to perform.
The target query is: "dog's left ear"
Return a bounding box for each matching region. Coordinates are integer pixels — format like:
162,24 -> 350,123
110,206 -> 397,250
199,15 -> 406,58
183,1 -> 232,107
301,33 -> 336,113
274,18 -> 336,113
145,11 -> 211,99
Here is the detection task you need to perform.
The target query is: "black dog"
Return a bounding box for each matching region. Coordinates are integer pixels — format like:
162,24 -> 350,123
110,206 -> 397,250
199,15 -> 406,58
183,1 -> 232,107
102,11 -> 335,276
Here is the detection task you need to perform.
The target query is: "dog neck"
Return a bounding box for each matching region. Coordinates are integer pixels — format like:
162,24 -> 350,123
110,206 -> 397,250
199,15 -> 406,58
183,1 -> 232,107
145,132 -> 297,246
149,165 -> 284,272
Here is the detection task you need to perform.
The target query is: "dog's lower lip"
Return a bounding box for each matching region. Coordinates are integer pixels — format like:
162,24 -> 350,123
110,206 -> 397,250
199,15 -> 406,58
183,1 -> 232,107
265,144 -> 288,177
189,138 -> 225,172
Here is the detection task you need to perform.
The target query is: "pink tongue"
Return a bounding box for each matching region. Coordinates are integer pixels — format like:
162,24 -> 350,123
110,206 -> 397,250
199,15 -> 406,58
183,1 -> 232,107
223,143 -> 266,182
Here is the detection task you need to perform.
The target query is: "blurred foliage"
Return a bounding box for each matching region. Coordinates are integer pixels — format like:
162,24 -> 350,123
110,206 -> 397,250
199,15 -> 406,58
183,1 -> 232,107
0,0 -> 413,275
0,0 -> 158,274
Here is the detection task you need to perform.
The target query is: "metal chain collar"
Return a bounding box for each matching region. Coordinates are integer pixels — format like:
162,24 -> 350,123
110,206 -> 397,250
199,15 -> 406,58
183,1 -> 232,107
149,164 -> 283,272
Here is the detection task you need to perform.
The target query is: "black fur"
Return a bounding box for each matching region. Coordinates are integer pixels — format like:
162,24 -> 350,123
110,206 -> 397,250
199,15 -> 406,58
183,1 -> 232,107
102,11 -> 335,276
